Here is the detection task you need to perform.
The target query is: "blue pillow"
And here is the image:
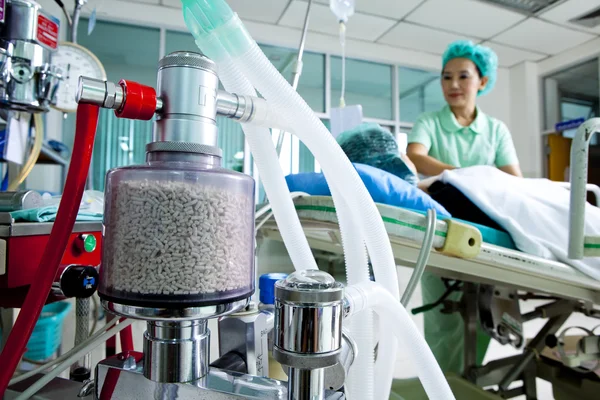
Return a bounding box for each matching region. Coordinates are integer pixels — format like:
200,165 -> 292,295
285,163 -> 450,217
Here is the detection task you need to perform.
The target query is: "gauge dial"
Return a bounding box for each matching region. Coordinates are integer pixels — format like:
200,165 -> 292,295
52,42 -> 106,113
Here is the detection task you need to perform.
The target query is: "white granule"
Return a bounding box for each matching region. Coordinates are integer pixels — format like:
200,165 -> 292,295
103,179 -> 254,297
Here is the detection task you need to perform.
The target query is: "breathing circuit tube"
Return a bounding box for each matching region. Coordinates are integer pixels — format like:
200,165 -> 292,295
0,103 -> 100,397
217,59 -> 319,271
332,184 -> 374,400
346,281 -> 456,400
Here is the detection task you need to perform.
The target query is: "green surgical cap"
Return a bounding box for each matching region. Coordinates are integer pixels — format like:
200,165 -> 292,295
337,123 -> 418,186
442,40 -> 498,96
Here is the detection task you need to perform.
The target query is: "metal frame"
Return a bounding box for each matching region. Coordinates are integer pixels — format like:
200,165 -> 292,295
257,198 -> 600,303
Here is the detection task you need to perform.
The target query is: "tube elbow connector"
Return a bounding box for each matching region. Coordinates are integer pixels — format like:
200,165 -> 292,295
216,91 -> 293,133
343,282 -> 373,319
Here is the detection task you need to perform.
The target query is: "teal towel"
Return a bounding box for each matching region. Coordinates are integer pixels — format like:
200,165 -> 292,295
11,206 -> 103,222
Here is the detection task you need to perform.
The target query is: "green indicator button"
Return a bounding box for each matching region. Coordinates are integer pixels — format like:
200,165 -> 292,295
82,234 -> 97,253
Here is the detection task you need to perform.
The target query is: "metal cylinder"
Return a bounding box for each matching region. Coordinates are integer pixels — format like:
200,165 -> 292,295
273,271 -> 344,400
153,51 -> 219,146
76,77 -> 125,110
0,190 -> 42,211
76,77 -> 107,106
215,91 -> 266,123
2,0 -> 44,43
323,332 -> 357,391
143,320 -> 209,383
274,271 -> 344,355
288,368 -> 325,400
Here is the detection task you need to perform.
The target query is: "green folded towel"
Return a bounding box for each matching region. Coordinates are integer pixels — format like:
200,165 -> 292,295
10,206 -> 103,222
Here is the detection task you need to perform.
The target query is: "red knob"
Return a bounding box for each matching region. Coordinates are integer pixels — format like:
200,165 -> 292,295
115,80 -> 157,120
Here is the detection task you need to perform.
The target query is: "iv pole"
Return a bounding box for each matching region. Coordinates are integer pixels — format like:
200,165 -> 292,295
274,0 -> 313,158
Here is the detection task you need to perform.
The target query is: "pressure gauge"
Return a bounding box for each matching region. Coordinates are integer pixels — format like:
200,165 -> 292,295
52,42 -> 106,113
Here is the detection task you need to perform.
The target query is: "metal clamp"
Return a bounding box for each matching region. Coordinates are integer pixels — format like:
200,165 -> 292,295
76,76 -> 125,110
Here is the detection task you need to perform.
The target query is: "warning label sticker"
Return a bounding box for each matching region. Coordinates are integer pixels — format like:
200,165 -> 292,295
37,14 -> 59,49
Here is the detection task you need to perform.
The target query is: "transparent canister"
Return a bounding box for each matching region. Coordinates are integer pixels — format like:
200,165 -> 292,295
99,142 -> 256,308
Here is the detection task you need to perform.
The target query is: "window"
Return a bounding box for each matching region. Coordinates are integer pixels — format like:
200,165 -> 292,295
331,57 -> 393,120
399,66 -> 445,123
544,58 -> 599,131
260,44 -> 326,113
561,101 -> 595,121
165,30 -> 197,55
561,100 -> 598,144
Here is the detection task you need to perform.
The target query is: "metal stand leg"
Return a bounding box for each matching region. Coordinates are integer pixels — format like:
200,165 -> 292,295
523,362 -> 538,400
462,282 -> 478,380
498,310 -> 571,394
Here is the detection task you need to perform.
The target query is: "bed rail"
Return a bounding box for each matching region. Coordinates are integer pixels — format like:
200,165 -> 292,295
568,118 -> 600,259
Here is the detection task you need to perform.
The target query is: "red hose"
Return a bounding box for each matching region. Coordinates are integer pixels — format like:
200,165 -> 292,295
0,104 -> 99,396
99,350 -> 143,400
99,322 -> 134,399
98,368 -> 121,400
106,315 -> 117,357
119,325 -> 134,352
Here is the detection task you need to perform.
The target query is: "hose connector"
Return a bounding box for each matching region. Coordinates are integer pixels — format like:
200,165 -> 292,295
77,76 -> 161,121
216,91 -> 292,132
343,283 -> 370,319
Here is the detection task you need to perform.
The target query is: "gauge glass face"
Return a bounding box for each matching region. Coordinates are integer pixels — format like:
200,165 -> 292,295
52,43 -> 105,112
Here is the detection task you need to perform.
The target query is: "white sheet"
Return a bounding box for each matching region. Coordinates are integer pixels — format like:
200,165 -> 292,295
442,166 -> 600,281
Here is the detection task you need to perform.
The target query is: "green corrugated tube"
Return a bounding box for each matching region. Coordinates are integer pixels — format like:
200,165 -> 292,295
180,0 -> 253,62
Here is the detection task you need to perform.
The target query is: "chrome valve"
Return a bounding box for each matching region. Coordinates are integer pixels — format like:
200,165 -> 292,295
273,270 -> 344,400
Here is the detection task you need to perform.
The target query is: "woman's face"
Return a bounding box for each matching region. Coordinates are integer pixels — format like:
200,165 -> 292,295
441,58 -> 488,108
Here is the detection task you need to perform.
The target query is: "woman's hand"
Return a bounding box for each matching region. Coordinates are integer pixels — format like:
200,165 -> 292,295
407,143 -> 457,176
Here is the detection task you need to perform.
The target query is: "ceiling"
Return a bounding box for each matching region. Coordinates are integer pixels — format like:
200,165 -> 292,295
147,0 -> 600,68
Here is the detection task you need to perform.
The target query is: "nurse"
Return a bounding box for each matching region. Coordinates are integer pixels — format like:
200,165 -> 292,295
408,40 -> 521,375
408,40 -> 522,177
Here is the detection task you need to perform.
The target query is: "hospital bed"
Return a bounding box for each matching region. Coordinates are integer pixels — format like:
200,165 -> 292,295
257,195 -> 600,400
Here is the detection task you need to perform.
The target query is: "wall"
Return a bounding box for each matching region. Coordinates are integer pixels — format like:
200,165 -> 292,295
510,61 -> 542,178
479,68 -> 511,133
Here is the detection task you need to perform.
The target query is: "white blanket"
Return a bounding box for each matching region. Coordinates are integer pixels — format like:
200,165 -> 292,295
441,166 -> 600,281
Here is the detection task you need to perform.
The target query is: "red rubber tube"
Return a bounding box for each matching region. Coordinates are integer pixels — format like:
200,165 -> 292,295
119,325 -> 134,352
99,350 -> 143,400
106,315 -> 117,357
0,103 -> 100,397
98,368 -> 121,400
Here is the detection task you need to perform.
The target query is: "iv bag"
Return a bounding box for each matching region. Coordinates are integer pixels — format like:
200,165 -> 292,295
330,0 -> 355,23
330,104 -> 363,138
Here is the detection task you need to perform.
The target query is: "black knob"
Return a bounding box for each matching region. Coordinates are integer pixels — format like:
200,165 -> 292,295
60,265 -> 99,298
545,334 -> 558,349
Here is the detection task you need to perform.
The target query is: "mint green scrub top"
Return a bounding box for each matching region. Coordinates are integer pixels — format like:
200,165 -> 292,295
408,105 -> 519,168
